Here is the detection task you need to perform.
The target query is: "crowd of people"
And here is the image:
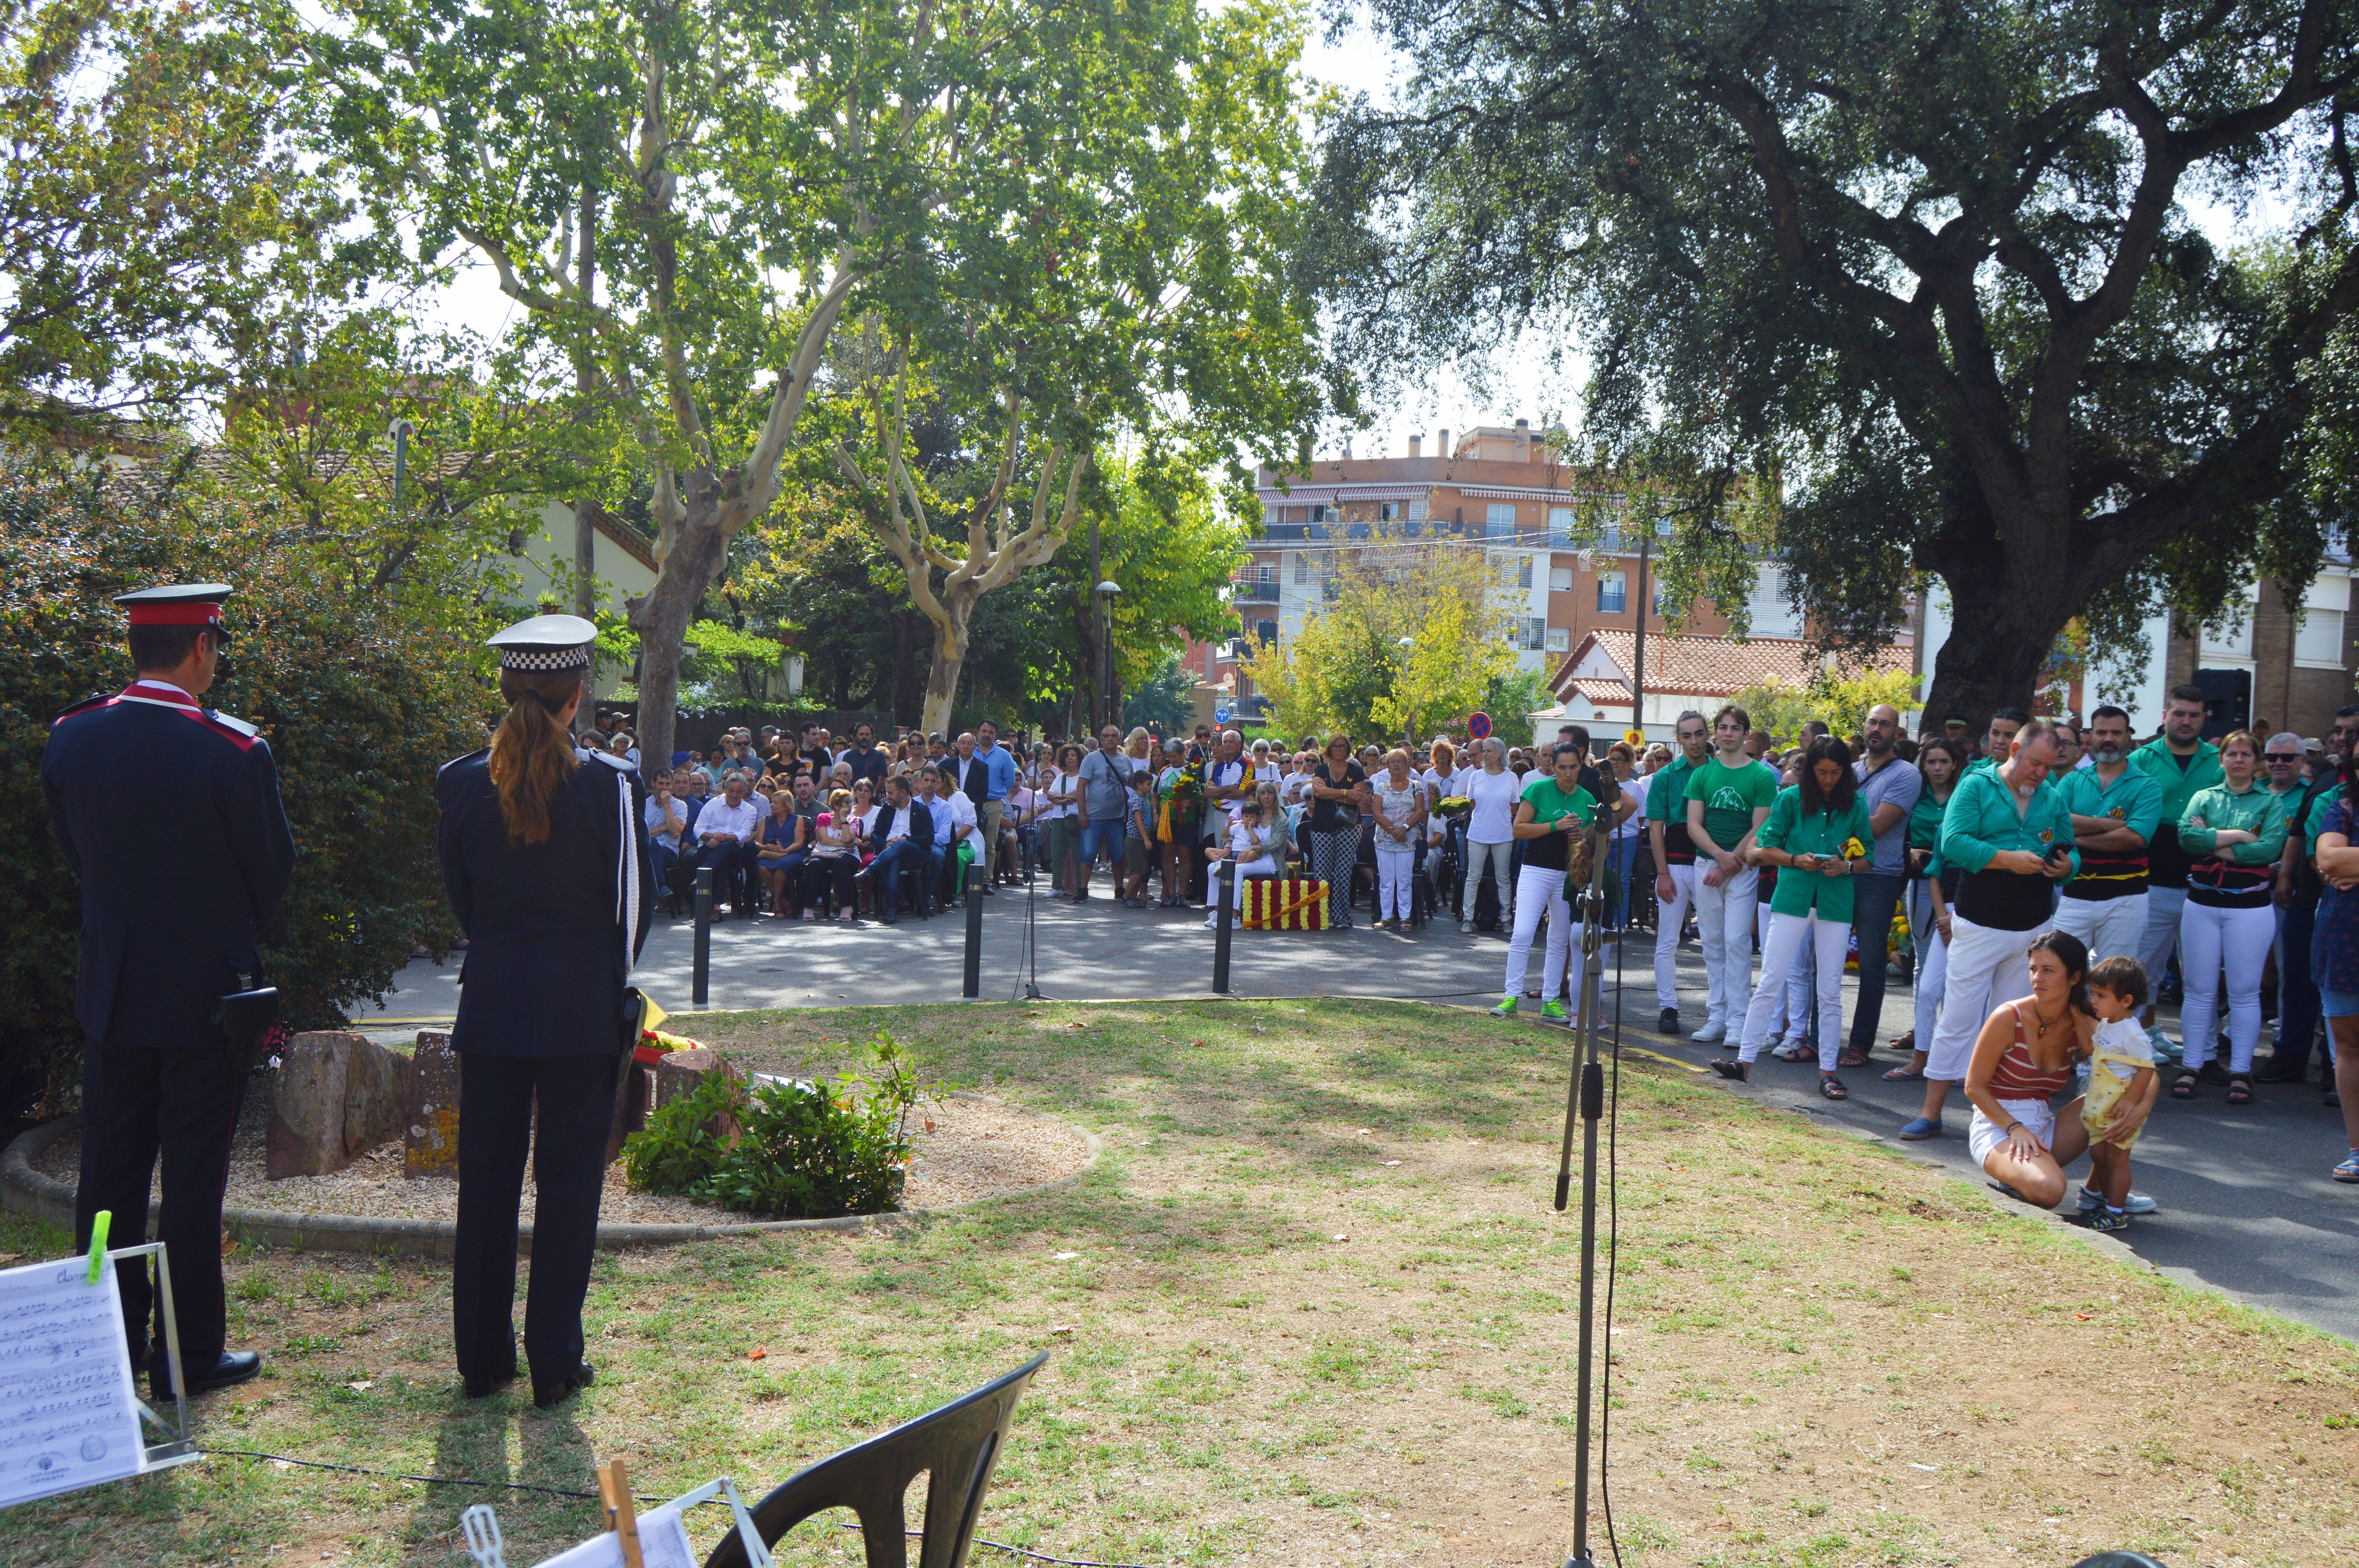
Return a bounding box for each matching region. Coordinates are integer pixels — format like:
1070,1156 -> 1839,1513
588,692 -> 2359,1201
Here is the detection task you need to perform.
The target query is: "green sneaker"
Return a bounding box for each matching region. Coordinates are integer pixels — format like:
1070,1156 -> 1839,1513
1541,998 -> 1569,1024
1490,995 -> 1518,1017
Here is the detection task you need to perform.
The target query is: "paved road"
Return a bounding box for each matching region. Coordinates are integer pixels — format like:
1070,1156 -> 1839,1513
354,887 -> 2359,1341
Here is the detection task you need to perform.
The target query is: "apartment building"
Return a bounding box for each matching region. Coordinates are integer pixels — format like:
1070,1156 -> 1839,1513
1223,424 -> 1824,721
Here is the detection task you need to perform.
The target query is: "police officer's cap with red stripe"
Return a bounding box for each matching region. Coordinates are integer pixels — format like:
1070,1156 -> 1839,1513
114,583 -> 235,642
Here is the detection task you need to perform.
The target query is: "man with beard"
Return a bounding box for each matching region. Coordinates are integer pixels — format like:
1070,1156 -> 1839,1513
2133,686 -> 2224,1023
1844,703 -> 1921,1065
2054,705 -> 2165,978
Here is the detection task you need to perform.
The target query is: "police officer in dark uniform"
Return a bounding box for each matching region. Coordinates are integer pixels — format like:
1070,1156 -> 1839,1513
436,614 -> 654,1406
42,584 -> 296,1397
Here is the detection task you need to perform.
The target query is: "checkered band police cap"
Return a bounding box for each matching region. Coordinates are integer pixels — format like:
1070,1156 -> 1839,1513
487,613 -> 596,671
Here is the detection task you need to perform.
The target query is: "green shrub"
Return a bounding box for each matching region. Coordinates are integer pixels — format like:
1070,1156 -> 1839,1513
0,449 -> 499,1122
623,1032 -> 932,1219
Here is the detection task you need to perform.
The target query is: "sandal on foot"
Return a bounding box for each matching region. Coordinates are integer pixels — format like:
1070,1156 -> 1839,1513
1881,1061 -> 1927,1082
1837,1048 -> 1872,1069
1709,1060 -> 1748,1082
1819,1074 -> 1848,1101
2169,1072 -> 2198,1100
1888,1031 -> 1916,1053
2226,1074 -> 2254,1105
1770,1044 -> 1810,1063
2334,1153 -> 2359,1184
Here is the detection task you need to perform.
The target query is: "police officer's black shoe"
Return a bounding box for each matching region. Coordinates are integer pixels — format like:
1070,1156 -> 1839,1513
464,1365 -> 518,1399
154,1349 -> 262,1398
532,1361 -> 595,1409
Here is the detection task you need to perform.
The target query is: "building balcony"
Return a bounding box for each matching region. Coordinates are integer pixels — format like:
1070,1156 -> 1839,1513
1232,579 -> 1280,604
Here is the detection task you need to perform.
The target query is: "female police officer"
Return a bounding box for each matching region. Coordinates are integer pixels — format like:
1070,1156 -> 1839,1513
436,615 -> 653,1406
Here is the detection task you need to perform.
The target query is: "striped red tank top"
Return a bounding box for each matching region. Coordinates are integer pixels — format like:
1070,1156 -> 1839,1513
1986,1002 -> 2075,1100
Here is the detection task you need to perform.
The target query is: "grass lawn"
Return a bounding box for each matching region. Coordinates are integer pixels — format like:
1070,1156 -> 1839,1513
4,997 -> 2355,1568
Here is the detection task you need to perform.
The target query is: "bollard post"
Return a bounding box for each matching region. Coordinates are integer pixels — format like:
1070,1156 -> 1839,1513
1212,860 -> 1235,995
692,863 -> 713,1009
963,864 -> 983,999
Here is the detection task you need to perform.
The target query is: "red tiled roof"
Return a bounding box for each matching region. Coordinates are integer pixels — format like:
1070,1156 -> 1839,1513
1549,630 -> 1910,701
1563,679 -> 1636,705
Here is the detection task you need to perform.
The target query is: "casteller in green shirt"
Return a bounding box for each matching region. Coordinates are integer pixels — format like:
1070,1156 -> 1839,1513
1685,755 -> 1779,857
1518,775 -> 1598,875
1756,786 -> 1874,923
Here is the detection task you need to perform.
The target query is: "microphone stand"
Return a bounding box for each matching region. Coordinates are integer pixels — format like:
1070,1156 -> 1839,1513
1554,828 -> 1615,1568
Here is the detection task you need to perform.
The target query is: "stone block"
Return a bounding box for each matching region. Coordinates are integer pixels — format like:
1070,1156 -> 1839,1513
653,1047 -> 738,1145
342,1037 -> 409,1159
267,1032 -> 358,1178
653,1047 -> 720,1109
605,1064 -> 654,1167
403,1031 -> 463,1181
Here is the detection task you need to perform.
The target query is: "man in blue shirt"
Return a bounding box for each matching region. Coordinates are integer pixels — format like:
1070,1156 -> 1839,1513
975,718 -> 1018,884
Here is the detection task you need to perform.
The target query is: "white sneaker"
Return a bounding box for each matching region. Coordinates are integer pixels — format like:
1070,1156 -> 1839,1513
1460,921 -> 1475,933
1691,1020 -> 1727,1043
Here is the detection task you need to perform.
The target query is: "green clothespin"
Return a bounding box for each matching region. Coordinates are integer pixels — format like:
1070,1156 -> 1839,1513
87,1210 -> 111,1283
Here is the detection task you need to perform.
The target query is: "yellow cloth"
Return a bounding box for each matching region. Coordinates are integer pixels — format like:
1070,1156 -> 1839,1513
2079,1044 -> 2152,1151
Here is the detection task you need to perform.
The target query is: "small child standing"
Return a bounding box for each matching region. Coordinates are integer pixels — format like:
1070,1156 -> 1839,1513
1121,769 -> 1156,908
2079,955 -> 2160,1231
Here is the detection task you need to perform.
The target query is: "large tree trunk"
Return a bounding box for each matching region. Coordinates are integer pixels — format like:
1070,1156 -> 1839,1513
919,584 -> 981,736
627,492 -> 732,782
1919,553 -> 2076,740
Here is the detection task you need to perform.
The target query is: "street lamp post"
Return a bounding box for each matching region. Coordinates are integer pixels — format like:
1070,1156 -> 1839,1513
1096,579 -> 1122,729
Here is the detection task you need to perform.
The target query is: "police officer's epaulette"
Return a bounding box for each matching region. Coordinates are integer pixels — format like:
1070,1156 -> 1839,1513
438,747 -> 490,781
588,750 -> 635,773
51,691 -> 111,726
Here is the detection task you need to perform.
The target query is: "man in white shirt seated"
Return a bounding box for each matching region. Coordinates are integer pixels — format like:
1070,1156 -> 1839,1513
675,769 -> 764,916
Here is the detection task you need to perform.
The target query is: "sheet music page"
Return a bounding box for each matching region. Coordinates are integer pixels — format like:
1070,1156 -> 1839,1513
529,1503 -> 697,1568
0,1255 -> 146,1509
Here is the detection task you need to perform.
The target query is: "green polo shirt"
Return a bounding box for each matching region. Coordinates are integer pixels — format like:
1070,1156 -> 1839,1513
1645,753 -> 1702,861
2130,735 -> 2224,818
1684,754 -> 1778,854
1756,787 -> 1875,922
2056,763 -> 2165,899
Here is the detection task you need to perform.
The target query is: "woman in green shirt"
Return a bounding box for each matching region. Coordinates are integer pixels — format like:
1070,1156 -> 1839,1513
2172,730 -> 2291,1103
1713,738 -> 1872,1099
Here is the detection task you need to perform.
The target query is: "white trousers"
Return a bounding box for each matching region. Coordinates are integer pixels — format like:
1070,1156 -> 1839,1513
1653,860 -> 1696,1009
1464,839 -> 1516,923
1505,863 -> 1577,999
2178,900 -> 2274,1073
1204,859 -> 1277,920
2139,886 -> 2189,1000
1740,911 -> 1850,1067
2053,891 -> 2151,981
1375,844 -> 1416,920
1925,913 -> 2047,1082
1692,864 -> 1761,1026
1906,881 -> 1949,1051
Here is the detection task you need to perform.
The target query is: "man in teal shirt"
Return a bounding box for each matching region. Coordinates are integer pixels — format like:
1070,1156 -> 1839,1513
1901,719 -> 2077,1140
2131,685 -> 2224,1022
1645,711 -> 1712,1034
2054,704 -> 2165,975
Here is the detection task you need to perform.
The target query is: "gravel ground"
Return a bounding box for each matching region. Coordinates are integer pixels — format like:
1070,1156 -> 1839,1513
31,1091 -> 1090,1223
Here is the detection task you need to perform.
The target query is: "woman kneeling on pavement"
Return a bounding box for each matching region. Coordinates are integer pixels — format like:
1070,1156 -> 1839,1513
1964,931 -> 2119,1209
1713,737 -> 1872,1098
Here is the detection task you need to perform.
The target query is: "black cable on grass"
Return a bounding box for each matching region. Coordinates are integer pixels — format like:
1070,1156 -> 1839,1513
202,1450 -> 1151,1568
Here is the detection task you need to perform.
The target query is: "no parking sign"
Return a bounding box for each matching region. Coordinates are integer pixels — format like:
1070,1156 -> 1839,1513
1467,711 -> 1492,740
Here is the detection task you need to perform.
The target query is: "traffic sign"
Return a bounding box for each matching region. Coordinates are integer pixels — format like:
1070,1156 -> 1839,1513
1624,728 -> 1645,748
1214,705 -> 1232,724
1467,711 -> 1492,740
